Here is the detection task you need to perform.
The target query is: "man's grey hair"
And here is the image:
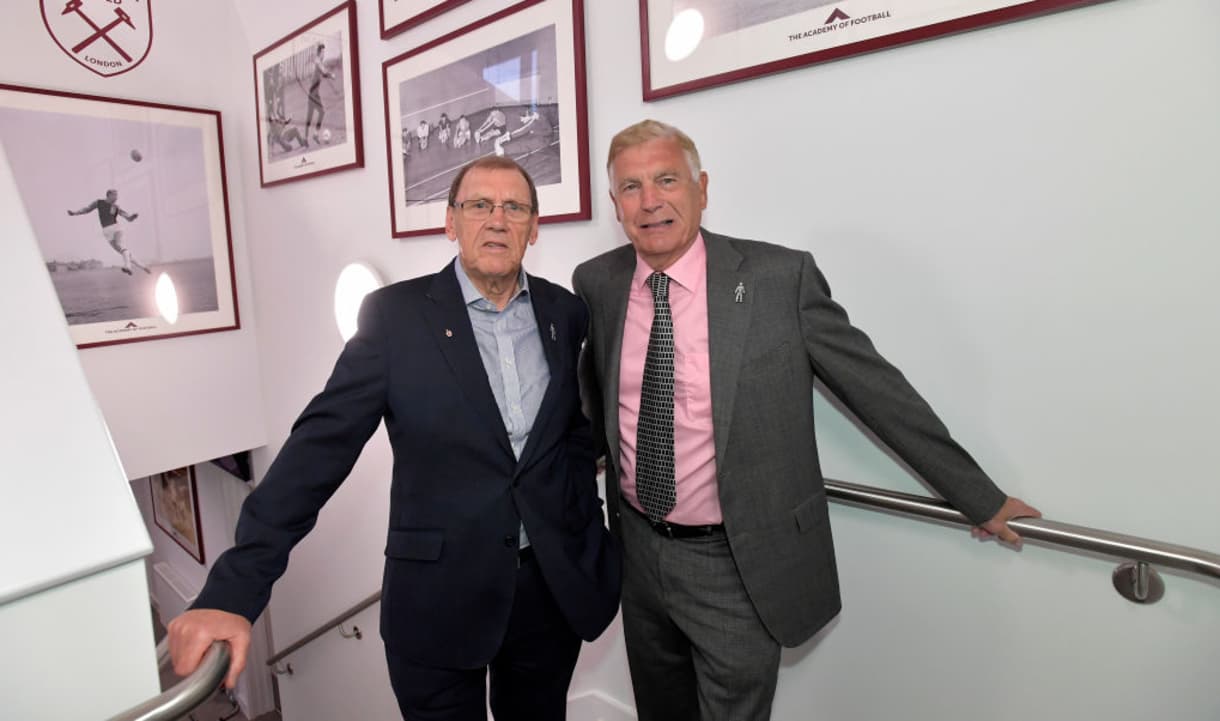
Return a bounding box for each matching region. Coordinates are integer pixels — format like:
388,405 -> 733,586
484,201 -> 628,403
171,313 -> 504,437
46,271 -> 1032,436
606,119 -> 701,187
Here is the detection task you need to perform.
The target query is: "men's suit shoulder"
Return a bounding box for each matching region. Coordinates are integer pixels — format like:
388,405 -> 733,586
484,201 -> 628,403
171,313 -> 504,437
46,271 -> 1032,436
573,244 -> 634,293
575,243 -> 635,270
706,231 -> 795,256
704,230 -> 811,275
367,272 -> 435,309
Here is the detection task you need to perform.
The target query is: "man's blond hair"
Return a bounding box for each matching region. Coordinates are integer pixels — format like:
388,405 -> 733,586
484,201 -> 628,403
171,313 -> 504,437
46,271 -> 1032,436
606,119 -> 701,185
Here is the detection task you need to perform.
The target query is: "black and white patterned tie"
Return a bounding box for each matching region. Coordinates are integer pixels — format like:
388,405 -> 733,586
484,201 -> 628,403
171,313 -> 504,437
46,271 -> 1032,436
636,271 -> 676,520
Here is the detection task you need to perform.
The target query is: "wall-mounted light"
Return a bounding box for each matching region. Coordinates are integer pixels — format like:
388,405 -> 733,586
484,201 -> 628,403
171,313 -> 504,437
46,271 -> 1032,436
155,273 -> 180,324
665,9 -> 705,62
334,262 -> 383,341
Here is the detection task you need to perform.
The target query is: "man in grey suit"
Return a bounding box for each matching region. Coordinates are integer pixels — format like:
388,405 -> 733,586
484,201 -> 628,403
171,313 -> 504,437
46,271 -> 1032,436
572,119 -> 1040,721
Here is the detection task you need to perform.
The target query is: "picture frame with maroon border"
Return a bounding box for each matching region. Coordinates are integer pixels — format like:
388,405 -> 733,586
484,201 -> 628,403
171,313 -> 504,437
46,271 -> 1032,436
380,0 -> 475,39
641,0 -> 1114,101
0,82 -> 239,349
150,467 -> 205,564
254,0 -> 363,187
383,0 -> 590,238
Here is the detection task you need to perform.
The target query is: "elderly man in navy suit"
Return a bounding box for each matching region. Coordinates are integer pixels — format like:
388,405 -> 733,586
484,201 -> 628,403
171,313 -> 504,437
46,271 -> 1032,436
169,156 -> 621,721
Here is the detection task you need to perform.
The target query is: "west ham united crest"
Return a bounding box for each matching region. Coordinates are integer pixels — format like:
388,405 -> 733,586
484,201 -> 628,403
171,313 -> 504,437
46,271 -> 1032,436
42,0 -> 153,77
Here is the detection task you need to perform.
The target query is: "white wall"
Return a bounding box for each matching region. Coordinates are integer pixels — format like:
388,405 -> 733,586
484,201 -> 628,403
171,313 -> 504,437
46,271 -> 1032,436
0,2 -> 269,481
0,141 -> 151,606
0,139 -> 158,719
0,561 -> 160,720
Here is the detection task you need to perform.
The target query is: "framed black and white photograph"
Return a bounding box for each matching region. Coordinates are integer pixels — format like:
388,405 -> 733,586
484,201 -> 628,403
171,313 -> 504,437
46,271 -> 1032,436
0,83 -> 239,349
150,466 -> 205,564
380,0 -> 474,39
641,0 -> 1113,100
254,0 -> 363,187
383,0 -> 590,238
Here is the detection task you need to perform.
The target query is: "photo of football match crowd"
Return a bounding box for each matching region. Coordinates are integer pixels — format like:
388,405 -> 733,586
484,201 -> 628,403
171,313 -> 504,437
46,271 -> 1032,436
395,24 -> 561,208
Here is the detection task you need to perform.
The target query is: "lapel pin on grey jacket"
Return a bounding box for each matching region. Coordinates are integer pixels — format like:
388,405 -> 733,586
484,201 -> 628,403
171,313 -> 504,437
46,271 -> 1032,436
734,281 -> 745,303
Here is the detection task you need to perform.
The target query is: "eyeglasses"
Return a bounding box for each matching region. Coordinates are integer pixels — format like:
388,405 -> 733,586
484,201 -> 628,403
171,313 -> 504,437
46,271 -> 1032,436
452,198 -> 534,222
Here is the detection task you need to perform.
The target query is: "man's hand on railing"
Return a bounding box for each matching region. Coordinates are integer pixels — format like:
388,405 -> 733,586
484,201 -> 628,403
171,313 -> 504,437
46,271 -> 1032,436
167,609 -> 252,690
971,496 -> 1042,548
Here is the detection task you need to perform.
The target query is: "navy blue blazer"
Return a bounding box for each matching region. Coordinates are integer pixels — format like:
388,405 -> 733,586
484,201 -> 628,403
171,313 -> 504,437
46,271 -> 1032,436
194,261 -> 621,668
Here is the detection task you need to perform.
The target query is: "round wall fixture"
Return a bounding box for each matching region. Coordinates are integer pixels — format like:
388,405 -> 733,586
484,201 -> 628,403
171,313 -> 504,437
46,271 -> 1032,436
334,262 -> 384,341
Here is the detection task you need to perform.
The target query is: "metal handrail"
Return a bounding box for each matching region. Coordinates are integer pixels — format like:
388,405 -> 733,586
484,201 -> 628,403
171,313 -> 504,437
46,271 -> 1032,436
266,589 -> 380,667
104,638 -> 230,721
226,477 -> 1220,676
826,479 -> 1220,581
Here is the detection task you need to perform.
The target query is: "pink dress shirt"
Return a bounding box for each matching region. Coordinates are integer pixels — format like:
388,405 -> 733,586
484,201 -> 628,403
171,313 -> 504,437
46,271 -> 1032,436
618,234 -> 722,525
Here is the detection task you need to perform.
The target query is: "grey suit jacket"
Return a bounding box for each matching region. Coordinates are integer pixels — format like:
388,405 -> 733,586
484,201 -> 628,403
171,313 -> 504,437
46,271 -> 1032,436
572,229 -> 1006,647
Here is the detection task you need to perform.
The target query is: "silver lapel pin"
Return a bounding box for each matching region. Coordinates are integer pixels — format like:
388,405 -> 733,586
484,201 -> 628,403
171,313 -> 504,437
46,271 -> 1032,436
445,329 -> 453,338
734,282 -> 745,303
550,322 -> 557,341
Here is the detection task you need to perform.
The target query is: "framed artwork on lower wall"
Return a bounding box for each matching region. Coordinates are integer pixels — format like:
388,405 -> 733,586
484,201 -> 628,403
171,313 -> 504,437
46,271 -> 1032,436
382,0 -> 591,238
640,0 -> 1115,100
0,83 -> 239,349
150,467 -> 205,564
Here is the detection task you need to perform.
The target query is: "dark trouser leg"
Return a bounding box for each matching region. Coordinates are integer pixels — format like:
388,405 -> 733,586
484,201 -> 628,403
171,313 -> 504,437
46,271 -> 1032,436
383,551 -> 580,721
488,552 -> 581,721
384,647 -> 486,721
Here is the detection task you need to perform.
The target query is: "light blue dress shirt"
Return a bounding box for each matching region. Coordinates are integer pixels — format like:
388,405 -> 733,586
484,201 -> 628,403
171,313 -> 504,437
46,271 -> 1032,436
453,259 -> 550,547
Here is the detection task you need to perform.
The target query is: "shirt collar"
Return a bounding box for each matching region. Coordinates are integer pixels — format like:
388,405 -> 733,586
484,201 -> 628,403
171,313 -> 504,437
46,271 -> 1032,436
452,256 -> 530,308
633,231 -> 706,292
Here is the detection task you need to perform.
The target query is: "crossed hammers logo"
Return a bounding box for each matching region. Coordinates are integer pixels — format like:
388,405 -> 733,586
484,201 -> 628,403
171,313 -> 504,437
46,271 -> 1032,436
61,0 -> 136,62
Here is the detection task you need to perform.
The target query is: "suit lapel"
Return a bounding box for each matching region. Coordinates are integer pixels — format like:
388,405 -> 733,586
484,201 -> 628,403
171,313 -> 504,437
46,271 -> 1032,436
703,231 -> 751,466
422,261 -> 513,458
514,275 -> 563,472
597,248 -> 636,473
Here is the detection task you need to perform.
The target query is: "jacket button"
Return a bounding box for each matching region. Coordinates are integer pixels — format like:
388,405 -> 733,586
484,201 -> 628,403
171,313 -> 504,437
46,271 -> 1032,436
503,535 -> 515,547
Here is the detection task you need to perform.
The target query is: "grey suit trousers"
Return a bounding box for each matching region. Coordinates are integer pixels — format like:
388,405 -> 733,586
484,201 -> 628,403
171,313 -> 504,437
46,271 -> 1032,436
619,505 -> 781,721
